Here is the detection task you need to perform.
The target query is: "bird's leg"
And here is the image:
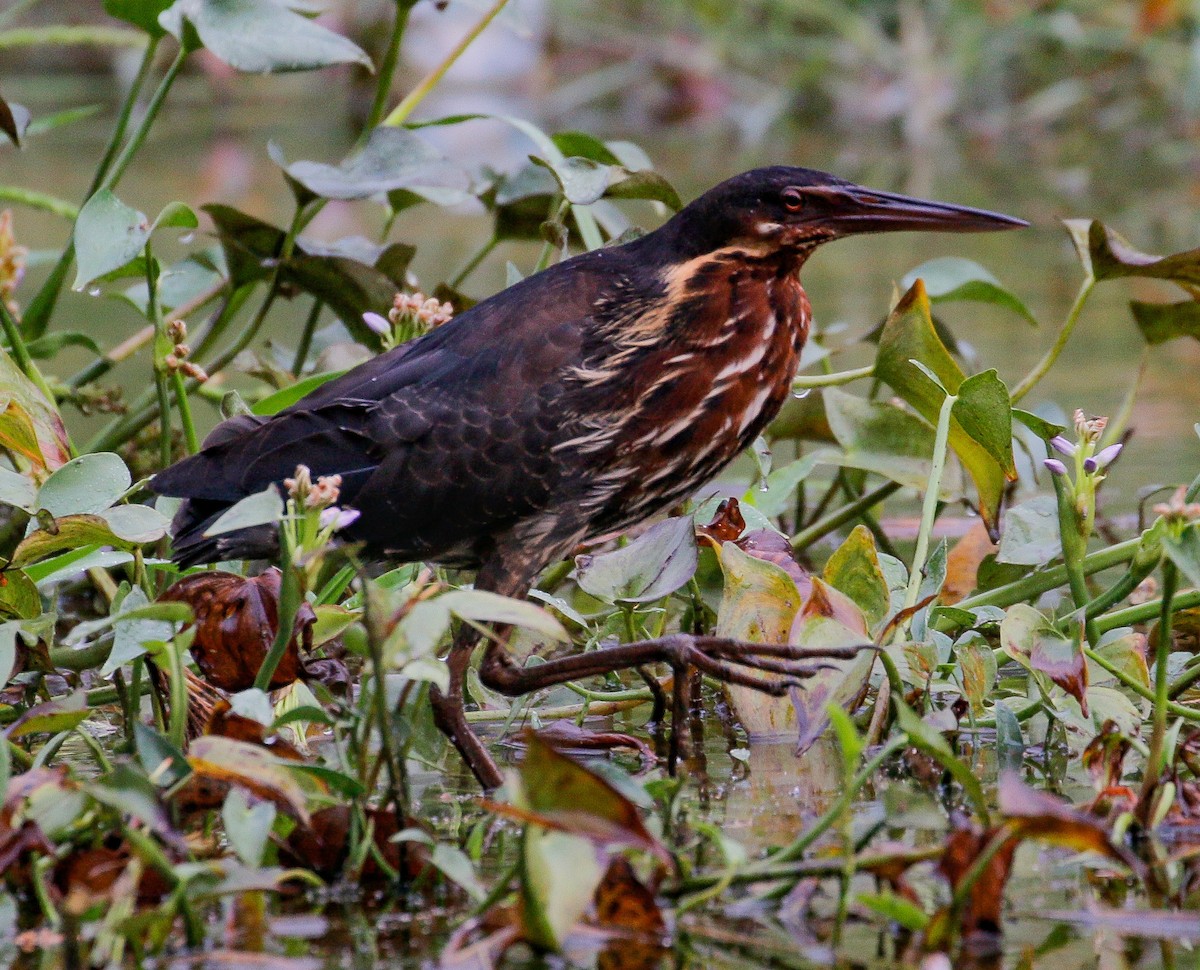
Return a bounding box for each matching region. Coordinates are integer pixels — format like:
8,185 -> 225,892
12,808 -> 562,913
429,626 -> 505,790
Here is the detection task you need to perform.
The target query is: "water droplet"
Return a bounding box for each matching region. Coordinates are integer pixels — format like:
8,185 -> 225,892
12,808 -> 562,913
793,388 -> 811,399
179,232 -> 195,244
758,481 -> 769,492
87,287 -> 101,297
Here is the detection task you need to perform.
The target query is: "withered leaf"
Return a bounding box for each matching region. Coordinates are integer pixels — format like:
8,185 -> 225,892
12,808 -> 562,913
160,568 -> 314,691
936,823 -> 1018,939
696,497 -> 746,544
594,856 -> 667,970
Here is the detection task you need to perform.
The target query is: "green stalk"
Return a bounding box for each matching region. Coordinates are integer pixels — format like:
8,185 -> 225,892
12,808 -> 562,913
901,390 -> 956,617
145,243 -> 173,470
253,537 -> 301,691
172,370 -> 199,453
0,25 -> 144,48
791,481 -> 901,551
1094,588 -> 1200,634
0,186 -> 77,220
0,296 -> 56,405
1142,560 -> 1179,801
449,236 -> 498,289
1083,644 -> 1200,722
382,0 -> 511,127
362,0 -> 419,135
291,298 -> 324,376
90,36 -> 161,195
1050,470 -> 1100,646
792,364 -> 875,390
1011,276 -> 1095,404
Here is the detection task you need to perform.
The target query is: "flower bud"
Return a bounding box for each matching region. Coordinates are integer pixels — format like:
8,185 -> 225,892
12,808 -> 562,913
1089,442 -> 1123,472
1043,458 -> 1068,476
319,506 -> 361,532
1048,435 -> 1076,457
362,311 -> 391,336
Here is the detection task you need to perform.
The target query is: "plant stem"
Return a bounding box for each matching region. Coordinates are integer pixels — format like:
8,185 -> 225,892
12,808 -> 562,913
291,297 -> 324,376
363,0 -> 419,135
172,370 -> 199,453
254,539 -> 301,691
1094,588 -> 1200,634
1142,560 -> 1179,801
901,391 -> 955,617
0,297 -> 56,405
1011,276 -> 1095,404
792,364 -> 875,390
145,243 -> 173,470
0,25 -> 144,48
1083,644 -> 1200,721
449,236 -> 498,289
1051,470 -> 1101,646
0,186 -> 77,220
90,36 -> 161,195
791,481 -> 901,551
382,0 -> 511,127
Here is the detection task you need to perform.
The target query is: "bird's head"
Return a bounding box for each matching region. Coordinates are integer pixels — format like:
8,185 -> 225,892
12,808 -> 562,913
671,167 -> 1027,258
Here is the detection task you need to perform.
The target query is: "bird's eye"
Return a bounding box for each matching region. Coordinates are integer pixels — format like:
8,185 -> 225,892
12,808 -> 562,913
782,188 -> 805,211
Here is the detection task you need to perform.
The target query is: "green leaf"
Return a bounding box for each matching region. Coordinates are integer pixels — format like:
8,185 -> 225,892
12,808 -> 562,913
159,0 -> 371,73
874,281 -> 1012,531
997,494 -> 1062,566
993,700 -> 1024,772
574,516 -> 698,604
438,589 -> 569,643
89,762 -> 182,850
0,569 -> 39,620
203,485 -> 283,536
429,843 -> 486,902
73,190 -> 151,290
103,586 -> 176,675
742,453 -> 821,519
7,689 -> 88,739
269,128 -> 469,202
222,787 -> 276,866
1066,218 -> 1200,285
135,721 -> 192,787
105,0 -> 175,35
252,370 -> 345,416
823,525 -> 889,628
23,331 -> 103,361
1131,300 -> 1200,346
0,466 -> 35,512
902,257 -> 1037,326
1013,409 -> 1066,441
957,639 -> 996,715
152,200 -> 198,231
519,827 -> 602,951
857,889 -> 930,931
36,452 -> 131,517
1163,524 -> 1200,591
101,504 -> 170,544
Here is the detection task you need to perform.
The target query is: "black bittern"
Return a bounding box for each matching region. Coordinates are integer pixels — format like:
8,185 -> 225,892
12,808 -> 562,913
152,167 -> 1026,786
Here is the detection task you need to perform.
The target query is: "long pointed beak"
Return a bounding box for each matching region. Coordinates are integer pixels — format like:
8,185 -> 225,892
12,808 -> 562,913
812,185 -> 1028,235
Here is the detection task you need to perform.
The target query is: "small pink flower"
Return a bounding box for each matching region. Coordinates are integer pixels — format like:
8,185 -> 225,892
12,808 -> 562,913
319,506 -> 360,531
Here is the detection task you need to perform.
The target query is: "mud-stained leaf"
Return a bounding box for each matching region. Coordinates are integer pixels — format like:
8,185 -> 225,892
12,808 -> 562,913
6,689 -> 88,739
160,0 -> 371,72
997,772 -> 1137,870
957,640 -> 996,716
790,579 -> 874,754
575,516 -> 698,604
1082,720 -> 1131,795
532,721 -> 656,767
185,736 -> 310,825
874,282 -> 1013,532
902,256 -> 1037,326
1000,603 -> 1089,714
1066,218 -> 1200,286
997,495 -> 1061,566
712,540 -> 805,737
0,348 -> 71,474
513,733 -> 661,855
269,127 -> 469,202
520,826 -> 603,952
936,823 -> 1018,939
160,568 -> 313,691
822,525 -> 888,628
594,856 -> 667,970
696,497 -> 745,543
943,522 -> 997,604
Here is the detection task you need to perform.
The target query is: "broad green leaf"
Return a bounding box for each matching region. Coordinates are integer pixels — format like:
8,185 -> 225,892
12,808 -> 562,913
823,525 -> 889,628
203,485 -> 283,536
1013,409 -> 1066,440
997,494 -> 1062,566
1066,218 -> 1200,285
857,889 -> 930,931
63,600 -> 190,647
160,0 -> 371,73
23,331 -> 102,361
743,452 -> 821,518
712,541 -> 804,737
874,281 -> 1012,531
1089,631 -> 1150,691
36,452 -> 130,517
269,128 -> 469,202
103,586 -> 176,675
222,787 -> 276,866
105,0 -> 175,35
993,700 -> 1024,772
7,689 -> 88,738
902,257 -> 1037,326
135,721 -> 192,787
1162,524 -> 1200,591
100,503 -> 170,544
73,190 -> 150,290
12,513 -> 151,567
574,516 -> 698,604
519,827 -> 602,951
0,347 -> 71,472
0,466 -> 35,512
438,589 -> 568,643
1131,300 -> 1200,346
252,370 -> 345,416
26,548 -> 134,587
0,569 -> 39,619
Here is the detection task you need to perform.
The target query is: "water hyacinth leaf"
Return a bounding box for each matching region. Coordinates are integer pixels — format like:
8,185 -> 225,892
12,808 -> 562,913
36,452 -> 130,518
1130,300 -> 1200,345
7,689 -> 88,739
743,452 -> 821,518
252,370 -> 346,417
0,569 -> 39,620
203,485 -> 282,536
902,257 -> 1037,326
269,128 -> 469,201
997,494 -> 1062,566
27,548 -> 134,587
957,640 -> 996,715
875,283 -> 1013,531
1012,409 -> 1066,441
712,540 -> 805,736
187,735 -> 310,825
0,96 -> 30,148
223,787 -> 276,867
101,504 -> 170,544
574,516 -> 698,604
0,348 -> 71,473
1089,632 -> 1150,690
519,826 -> 603,952
0,466 -> 36,512
1161,524 -> 1200,591
789,579 -> 874,754
438,589 -> 569,643
12,514 -> 144,567
159,0 -> 371,73
63,599 -> 190,647
822,388 -> 955,494
1000,602 -> 1088,714
822,525 -> 889,629
104,0 -> 174,35
103,586 -> 176,675
73,190 -> 151,290
1066,218 -> 1200,286
602,169 -> 683,210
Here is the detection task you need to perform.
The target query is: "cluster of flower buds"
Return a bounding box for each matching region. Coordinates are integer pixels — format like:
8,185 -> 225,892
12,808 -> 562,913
0,211 -> 28,316
284,464 -> 360,533
362,290 -> 454,350
162,319 -> 208,382
1152,485 -> 1200,524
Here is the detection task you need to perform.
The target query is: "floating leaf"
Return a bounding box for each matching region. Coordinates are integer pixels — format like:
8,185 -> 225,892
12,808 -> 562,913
574,516 -> 698,604
902,257 -> 1037,326
159,0 -> 371,73
874,282 -> 1014,532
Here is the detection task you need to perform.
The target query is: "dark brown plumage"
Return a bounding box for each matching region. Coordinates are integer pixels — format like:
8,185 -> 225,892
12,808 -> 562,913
152,166 -> 1025,786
